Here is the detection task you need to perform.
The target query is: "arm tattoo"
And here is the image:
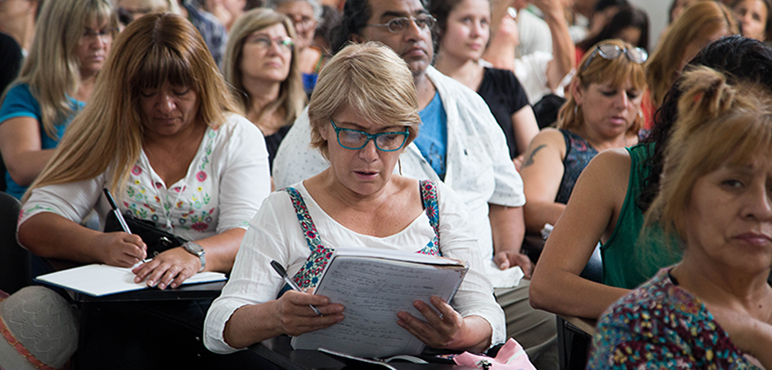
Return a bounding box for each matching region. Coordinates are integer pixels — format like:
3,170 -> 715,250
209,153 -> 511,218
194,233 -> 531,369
521,144 -> 547,169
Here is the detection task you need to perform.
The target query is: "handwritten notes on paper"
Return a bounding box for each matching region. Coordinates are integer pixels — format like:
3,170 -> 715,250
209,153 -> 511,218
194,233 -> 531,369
290,248 -> 468,359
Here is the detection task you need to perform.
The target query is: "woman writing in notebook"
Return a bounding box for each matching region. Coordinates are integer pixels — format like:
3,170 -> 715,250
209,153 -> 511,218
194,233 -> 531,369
204,42 -> 505,354
17,13 -> 271,288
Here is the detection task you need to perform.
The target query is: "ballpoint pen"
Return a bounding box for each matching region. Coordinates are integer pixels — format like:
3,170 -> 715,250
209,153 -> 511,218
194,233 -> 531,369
270,260 -> 323,316
103,188 -> 132,234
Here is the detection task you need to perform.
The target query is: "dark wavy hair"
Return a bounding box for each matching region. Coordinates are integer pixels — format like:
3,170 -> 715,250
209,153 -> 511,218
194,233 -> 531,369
329,0 -> 429,54
637,35 -> 772,211
578,5 -> 650,52
329,0 -> 373,53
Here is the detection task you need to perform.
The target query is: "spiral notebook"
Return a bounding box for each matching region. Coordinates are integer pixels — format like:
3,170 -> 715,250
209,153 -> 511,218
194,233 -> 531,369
290,248 -> 469,359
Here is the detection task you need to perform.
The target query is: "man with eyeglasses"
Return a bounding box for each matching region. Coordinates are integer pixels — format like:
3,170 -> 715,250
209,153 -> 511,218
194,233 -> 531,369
272,0 -> 557,367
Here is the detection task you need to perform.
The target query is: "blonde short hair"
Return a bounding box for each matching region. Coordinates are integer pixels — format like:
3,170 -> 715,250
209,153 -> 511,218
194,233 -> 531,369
557,39 -> 647,134
645,66 -> 772,246
307,42 -> 420,160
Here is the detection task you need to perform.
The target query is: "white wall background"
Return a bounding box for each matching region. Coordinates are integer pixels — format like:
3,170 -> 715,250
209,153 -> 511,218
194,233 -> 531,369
628,0 -> 672,51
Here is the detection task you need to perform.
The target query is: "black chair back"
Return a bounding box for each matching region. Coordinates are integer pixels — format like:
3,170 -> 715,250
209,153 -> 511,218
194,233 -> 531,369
0,191 -> 30,294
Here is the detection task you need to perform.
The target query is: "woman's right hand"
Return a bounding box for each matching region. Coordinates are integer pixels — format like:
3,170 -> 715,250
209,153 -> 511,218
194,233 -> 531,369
273,290 -> 345,337
222,290 -> 345,349
96,232 -> 146,267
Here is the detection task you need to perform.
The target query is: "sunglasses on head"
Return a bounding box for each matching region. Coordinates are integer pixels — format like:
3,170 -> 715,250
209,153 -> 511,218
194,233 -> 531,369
581,44 -> 648,72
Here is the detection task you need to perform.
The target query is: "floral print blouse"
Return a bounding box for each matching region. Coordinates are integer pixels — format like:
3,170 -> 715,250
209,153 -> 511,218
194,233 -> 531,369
19,114 -> 271,242
588,269 -> 762,370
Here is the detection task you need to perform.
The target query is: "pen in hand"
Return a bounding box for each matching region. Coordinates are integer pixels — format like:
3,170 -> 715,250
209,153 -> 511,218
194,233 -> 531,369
103,188 -> 132,234
270,260 -> 323,316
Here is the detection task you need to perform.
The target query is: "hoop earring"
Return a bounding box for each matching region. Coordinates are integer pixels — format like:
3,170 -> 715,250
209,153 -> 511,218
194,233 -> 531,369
638,110 -> 644,119
398,159 -> 403,176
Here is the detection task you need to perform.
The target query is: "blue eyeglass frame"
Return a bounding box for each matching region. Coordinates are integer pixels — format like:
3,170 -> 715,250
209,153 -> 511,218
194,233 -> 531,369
329,119 -> 409,152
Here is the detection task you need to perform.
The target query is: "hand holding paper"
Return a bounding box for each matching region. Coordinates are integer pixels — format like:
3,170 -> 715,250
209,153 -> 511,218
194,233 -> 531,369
132,247 -> 202,289
396,296 -> 467,350
274,290 -> 345,337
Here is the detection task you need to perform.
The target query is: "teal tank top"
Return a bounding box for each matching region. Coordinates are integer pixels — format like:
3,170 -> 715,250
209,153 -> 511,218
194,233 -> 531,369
600,143 -> 681,289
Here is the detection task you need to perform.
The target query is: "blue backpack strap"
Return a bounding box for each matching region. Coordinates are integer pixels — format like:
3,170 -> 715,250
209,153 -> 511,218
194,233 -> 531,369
418,180 -> 441,256
278,187 -> 333,295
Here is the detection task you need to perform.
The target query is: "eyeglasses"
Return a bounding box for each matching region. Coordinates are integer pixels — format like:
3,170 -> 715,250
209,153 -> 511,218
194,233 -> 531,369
581,44 -> 648,72
365,14 -> 436,33
287,14 -> 316,31
246,35 -> 295,51
81,27 -> 117,44
329,119 -> 409,152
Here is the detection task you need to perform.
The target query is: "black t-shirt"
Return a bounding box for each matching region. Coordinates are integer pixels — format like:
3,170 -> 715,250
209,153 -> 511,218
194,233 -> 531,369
264,124 -> 292,172
476,67 -> 530,159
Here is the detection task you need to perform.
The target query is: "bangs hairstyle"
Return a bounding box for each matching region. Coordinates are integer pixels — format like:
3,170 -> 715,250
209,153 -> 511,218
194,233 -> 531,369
26,13 -> 237,199
557,39 -> 647,133
646,0 -> 738,108
308,42 -> 421,160
7,0 -> 117,141
645,66 -> 772,247
126,14 -> 232,128
223,8 -> 305,125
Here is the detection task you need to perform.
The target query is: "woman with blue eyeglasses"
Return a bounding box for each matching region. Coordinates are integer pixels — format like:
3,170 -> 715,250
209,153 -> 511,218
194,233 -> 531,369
519,39 -> 647,237
204,42 -> 506,355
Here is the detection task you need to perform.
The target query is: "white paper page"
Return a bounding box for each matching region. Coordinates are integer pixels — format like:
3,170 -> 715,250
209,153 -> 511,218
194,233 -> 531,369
292,256 -> 466,358
486,261 -> 525,288
332,247 -> 463,266
35,264 -> 227,296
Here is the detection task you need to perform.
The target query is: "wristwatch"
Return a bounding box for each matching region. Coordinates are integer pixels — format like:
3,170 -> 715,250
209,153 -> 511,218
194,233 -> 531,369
182,242 -> 206,272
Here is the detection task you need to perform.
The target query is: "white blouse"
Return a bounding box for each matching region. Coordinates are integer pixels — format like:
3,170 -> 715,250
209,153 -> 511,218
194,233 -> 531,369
204,180 -> 506,354
19,114 -> 271,243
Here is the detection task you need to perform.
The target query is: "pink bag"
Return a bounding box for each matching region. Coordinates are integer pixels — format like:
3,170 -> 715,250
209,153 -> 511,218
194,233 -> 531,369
453,338 -> 536,370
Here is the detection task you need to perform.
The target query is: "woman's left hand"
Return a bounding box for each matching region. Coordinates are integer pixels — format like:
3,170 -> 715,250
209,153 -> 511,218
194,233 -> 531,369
396,296 -> 465,349
131,247 -> 201,289
493,250 -> 533,278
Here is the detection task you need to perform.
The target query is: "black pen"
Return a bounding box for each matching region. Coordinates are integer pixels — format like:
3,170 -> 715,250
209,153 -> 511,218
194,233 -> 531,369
103,188 -> 132,234
270,260 -> 323,316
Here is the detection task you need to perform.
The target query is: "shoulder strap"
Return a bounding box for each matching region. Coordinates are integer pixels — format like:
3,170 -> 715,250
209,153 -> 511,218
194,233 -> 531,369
278,187 -> 332,292
420,180 -> 440,235
281,187 -> 323,253
419,180 -> 441,256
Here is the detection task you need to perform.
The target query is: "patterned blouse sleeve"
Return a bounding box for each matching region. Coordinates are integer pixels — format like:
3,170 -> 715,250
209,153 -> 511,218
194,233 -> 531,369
587,280 -> 702,370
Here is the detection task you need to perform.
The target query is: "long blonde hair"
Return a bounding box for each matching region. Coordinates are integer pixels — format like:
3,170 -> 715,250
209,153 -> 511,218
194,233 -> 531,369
26,13 -> 238,200
5,0 -> 117,140
557,39 -> 647,134
646,0 -> 738,109
222,8 -> 306,127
